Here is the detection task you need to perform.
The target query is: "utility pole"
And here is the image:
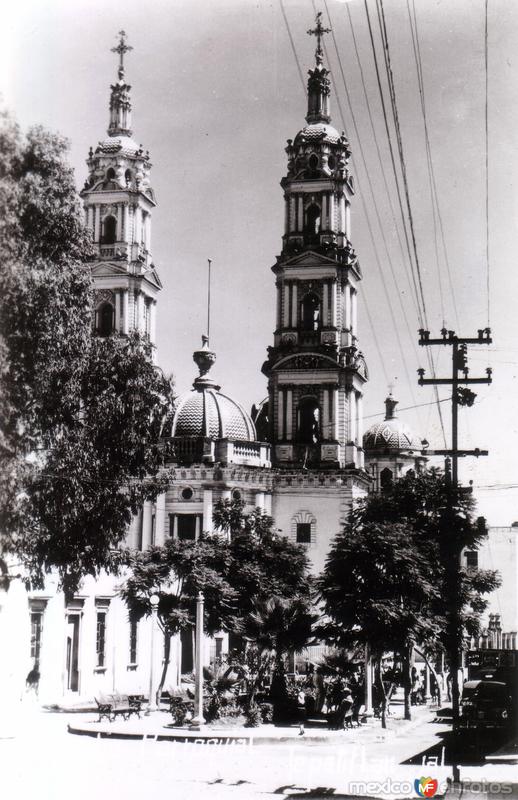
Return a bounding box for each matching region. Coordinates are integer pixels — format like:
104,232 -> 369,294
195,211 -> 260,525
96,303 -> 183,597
417,327 -> 492,737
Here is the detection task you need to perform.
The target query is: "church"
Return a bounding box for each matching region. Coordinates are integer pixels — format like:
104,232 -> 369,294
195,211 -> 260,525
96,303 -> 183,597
0,22 -> 428,707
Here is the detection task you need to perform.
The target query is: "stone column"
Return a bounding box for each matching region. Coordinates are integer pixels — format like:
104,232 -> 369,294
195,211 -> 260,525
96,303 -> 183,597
345,202 -> 351,239
276,285 -> 282,329
344,285 -> 351,331
94,207 -> 101,243
323,283 -> 329,327
289,196 -> 295,232
329,194 -> 335,232
356,393 -> 363,444
142,501 -> 152,549
333,388 -> 339,441
339,194 -> 346,234
283,284 -> 290,328
322,389 -> 329,441
284,197 -> 289,234
221,489 -> 231,503
122,290 -> 129,335
291,284 -> 298,328
154,492 -> 166,547
286,389 -> 293,441
297,196 -> 304,232
331,282 -> 337,328
264,494 -> 272,516
203,489 -> 213,533
351,289 -> 357,337
277,389 -> 285,440
254,492 -> 265,510
117,203 -> 123,242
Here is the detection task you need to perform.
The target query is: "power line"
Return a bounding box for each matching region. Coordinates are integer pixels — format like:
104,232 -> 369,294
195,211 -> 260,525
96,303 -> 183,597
322,0 -> 424,414
279,0 -> 307,95
408,0 -> 461,330
485,4 -> 493,331
366,0 -> 447,445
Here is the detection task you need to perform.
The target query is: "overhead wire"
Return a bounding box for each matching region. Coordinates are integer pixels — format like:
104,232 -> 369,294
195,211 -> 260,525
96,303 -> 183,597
321,0 -> 423,419
372,0 -> 447,446
409,0 -> 461,329
279,0 -> 307,95
344,1 -> 422,325
484,0 -> 490,328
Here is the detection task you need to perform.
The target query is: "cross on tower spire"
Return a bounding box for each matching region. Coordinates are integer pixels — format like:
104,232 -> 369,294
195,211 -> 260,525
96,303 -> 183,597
307,11 -> 331,66
111,30 -> 133,80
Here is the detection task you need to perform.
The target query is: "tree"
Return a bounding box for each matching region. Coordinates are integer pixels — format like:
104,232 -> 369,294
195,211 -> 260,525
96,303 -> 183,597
213,499 -> 313,620
119,534 -> 237,704
0,112 -> 175,595
319,469 -> 500,724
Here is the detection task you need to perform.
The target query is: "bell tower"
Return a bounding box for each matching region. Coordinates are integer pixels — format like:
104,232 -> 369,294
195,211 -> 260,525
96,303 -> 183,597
262,13 -> 368,470
80,31 -> 162,345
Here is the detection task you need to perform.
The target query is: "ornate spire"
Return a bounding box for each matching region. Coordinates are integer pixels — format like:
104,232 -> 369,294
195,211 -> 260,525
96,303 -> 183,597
108,31 -> 133,137
192,336 -> 220,391
384,394 -> 398,420
305,12 -> 332,125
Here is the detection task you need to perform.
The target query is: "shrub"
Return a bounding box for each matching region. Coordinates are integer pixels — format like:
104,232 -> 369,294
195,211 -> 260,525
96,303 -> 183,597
258,702 -> 273,723
244,704 -> 262,728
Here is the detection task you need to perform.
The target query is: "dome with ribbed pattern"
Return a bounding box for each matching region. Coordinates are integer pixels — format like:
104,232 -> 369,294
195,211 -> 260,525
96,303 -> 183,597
171,336 -> 256,442
172,388 -> 256,441
363,395 -> 421,452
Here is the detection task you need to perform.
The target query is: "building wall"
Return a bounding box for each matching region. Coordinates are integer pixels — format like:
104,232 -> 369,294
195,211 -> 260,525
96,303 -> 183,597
471,526 -> 518,643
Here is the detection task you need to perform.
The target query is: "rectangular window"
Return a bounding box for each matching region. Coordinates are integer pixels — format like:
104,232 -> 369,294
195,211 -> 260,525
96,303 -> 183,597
296,522 -> 312,544
30,612 -> 43,661
96,611 -> 107,668
129,616 -> 138,665
151,513 -> 156,546
177,515 -> 197,541
466,551 -> 478,568
169,513 -> 174,538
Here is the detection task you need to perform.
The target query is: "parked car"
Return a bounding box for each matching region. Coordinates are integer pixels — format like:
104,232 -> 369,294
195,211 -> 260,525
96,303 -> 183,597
459,680 -> 513,730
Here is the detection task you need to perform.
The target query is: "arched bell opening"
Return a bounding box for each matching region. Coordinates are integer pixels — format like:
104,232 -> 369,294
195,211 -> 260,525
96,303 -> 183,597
300,292 -> 320,331
102,215 -> 117,245
297,396 -> 320,445
97,302 -> 115,336
303,203 -> 321,245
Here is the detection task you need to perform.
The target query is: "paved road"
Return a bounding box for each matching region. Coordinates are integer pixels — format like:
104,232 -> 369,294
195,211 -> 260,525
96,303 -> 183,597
2,708 -> 517,800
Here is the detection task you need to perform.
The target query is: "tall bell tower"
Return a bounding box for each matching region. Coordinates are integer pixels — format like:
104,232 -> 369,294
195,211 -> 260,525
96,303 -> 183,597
80,31 -> 161,345
262,13 -> 368,471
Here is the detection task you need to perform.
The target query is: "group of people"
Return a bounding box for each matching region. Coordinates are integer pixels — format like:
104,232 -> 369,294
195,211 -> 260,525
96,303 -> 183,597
294,667 -> 364,733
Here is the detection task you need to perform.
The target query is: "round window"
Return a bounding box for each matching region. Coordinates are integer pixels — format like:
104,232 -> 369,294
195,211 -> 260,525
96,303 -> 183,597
232,489 -> 242,501
328,155 -> 336,170
181,487 -> 194,501
309,154 -> 319,171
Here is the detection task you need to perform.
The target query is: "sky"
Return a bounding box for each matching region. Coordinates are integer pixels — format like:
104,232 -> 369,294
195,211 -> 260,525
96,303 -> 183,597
2,0 -> 518,525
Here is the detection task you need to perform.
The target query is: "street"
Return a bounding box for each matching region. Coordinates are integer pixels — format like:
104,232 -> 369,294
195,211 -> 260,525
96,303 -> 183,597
2,710 -> 517,800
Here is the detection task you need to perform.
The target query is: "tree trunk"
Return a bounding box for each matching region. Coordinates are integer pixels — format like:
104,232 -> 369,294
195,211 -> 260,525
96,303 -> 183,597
401,644 -> 413,721
374,658 -> 388,729
414,646 -> 442,706
156,631 -> 171,707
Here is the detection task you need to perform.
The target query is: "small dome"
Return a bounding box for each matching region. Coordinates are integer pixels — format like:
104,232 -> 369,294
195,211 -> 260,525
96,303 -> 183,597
294,123 -> 341,146
171,336 -> 256,442
363,395 -> 421,452
98,135 -> 141,157
173,389 -> 256,441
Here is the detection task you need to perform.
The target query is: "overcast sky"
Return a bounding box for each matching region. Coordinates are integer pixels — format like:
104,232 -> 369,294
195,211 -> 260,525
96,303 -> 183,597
2,0 -> 518,525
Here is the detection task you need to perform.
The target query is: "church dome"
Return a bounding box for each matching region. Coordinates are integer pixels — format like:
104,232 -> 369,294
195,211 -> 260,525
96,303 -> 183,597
293,123 -> 341,146
97,135 -> 141,157
171,337 -> 256,442
363,395 -> 421,452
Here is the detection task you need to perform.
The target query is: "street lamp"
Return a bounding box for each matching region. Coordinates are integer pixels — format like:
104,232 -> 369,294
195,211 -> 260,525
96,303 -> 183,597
189,591 -> 205,729
146,593 -> 160,714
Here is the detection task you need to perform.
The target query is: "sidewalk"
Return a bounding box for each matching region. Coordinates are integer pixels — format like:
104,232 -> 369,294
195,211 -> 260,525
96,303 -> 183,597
66,702 -> 434,745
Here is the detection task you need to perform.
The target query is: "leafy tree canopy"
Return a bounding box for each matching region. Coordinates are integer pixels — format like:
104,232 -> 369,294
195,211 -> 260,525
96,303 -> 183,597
0,112 -> 175,595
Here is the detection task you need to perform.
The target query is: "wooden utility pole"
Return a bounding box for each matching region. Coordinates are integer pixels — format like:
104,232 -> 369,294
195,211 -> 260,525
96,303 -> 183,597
417,327 -> 492,731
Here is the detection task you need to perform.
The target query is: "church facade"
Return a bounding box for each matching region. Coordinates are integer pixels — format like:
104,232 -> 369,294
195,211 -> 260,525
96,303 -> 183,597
2,23 -> 431,707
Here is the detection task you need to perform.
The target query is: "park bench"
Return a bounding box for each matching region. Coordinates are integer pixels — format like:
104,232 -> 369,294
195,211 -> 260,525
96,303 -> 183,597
94,693 -> 142,722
